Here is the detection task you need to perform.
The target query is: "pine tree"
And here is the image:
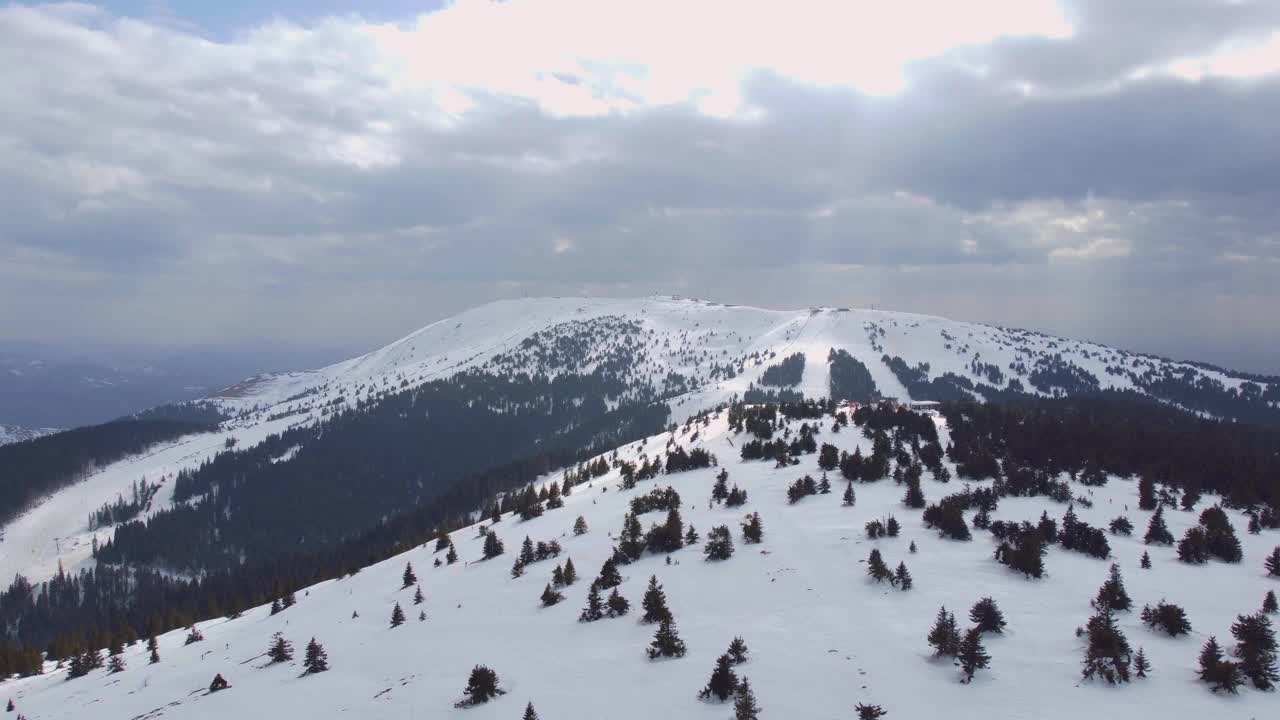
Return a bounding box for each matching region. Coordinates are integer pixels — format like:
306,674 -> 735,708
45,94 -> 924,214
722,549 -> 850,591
1144,506 -> 1174,545
867,548 -> 892,584
419,610 -> 426,622
855,703 -> 887,719
927,606 -> 960,657
1199,635 -> 1223,681
1109,516 -> 1134,536
727,636 -> 749,665
402,562 -> 417,589
606,588 -> 630,617
1177,526 -> 1210,564
579,583 -> 604,622
647,618 -> 687,659
483,531 -> 505,559
969,597 -> 1006,634
894,562 -> 912,590
1265,590 -> 1279,615
1199,636 -> 1242,693
741,512 -> 763,544
270,599 -> 281,615
909,540 -> 917,554
1092,563 -> 1133,612
704,525 -> 734,561
684,524 -> 700,545
446,543 -> 459,565
1081,608 -> 1131,684
302,637 -> 328,675
523,702 -> 539,720
107,651 -> 126,674
619,513 -> 646,562
733,676 -> 761,720
5,699 -> 12,712
958,627 -> 989,683
511,558 -> 525,579
642,575 -> 672,624
1266,546 -> 1280,577
268,632 -> 293,663
390,602 -> 406,628
184,626 -> 204,645
1133,647 -> 1150,678
843,482 -> 856,507
698,653 -> 739,701
886,516 -> 901,537
521,536 -> 536,565
1140,551 -> 1151,569
574,516 -> 588,536
563,557 -> 578,585
146,636 -> 159,664
712,469 -> 730,504
595,556 -> 621,589
413,585 -> 424,605
552,565 -> 566,587
540,583 -> 564,607
459,665 -> 501,706
1230,612 -> 1279,690
1140,601 -> 1192,636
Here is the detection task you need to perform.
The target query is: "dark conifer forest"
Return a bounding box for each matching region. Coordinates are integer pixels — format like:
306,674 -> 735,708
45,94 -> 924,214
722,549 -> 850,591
0,419 -> 210,525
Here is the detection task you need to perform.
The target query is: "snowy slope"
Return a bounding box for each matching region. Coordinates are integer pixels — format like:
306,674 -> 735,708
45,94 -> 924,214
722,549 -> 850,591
3,296 -> 1275,592
0,424 -> 58,446
4,408 -> 1276,719
206,295 -> 1275,427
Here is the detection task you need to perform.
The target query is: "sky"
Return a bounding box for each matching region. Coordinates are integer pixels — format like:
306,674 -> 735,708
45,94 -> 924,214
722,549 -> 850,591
2,0 -> 1279,375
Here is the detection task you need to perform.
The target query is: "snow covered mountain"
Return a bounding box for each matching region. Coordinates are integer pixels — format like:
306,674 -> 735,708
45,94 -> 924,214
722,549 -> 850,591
0,424 -> 57,447
206,295 -> 1278,429
4,404 -> 1277,719
3,296 -> 1277,598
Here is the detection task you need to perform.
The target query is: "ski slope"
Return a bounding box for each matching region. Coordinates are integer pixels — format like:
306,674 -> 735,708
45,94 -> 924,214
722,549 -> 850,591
4,408 -> 1276,719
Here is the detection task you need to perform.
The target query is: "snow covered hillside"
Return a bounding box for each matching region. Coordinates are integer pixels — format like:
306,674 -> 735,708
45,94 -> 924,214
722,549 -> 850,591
0,424 -> 57,447
3,295 -> 1277,601
208,295 -> 1278,429
4,406 -> 1277,719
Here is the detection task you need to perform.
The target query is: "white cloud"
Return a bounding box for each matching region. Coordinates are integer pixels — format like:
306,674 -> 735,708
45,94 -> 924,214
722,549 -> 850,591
1049,236 -> 1133,261
360,0 -> 1072,115
1158,30 -> 1280,82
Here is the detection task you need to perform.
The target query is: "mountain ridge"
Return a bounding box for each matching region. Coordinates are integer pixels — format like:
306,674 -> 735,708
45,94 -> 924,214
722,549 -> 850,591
3,296 -> 1277,592
202,295 -> 1279,428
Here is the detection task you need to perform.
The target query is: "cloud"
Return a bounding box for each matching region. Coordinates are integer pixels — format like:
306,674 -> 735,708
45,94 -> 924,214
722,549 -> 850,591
1049,237 -> 1132,260
0,1 -> 1278,373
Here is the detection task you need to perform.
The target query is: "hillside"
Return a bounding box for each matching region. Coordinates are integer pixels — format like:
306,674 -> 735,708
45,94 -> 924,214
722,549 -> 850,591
4,404 -> 1277,719
207,296 -> 1279,429
1,297 -> 1278,636
0,424 -> 57,447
